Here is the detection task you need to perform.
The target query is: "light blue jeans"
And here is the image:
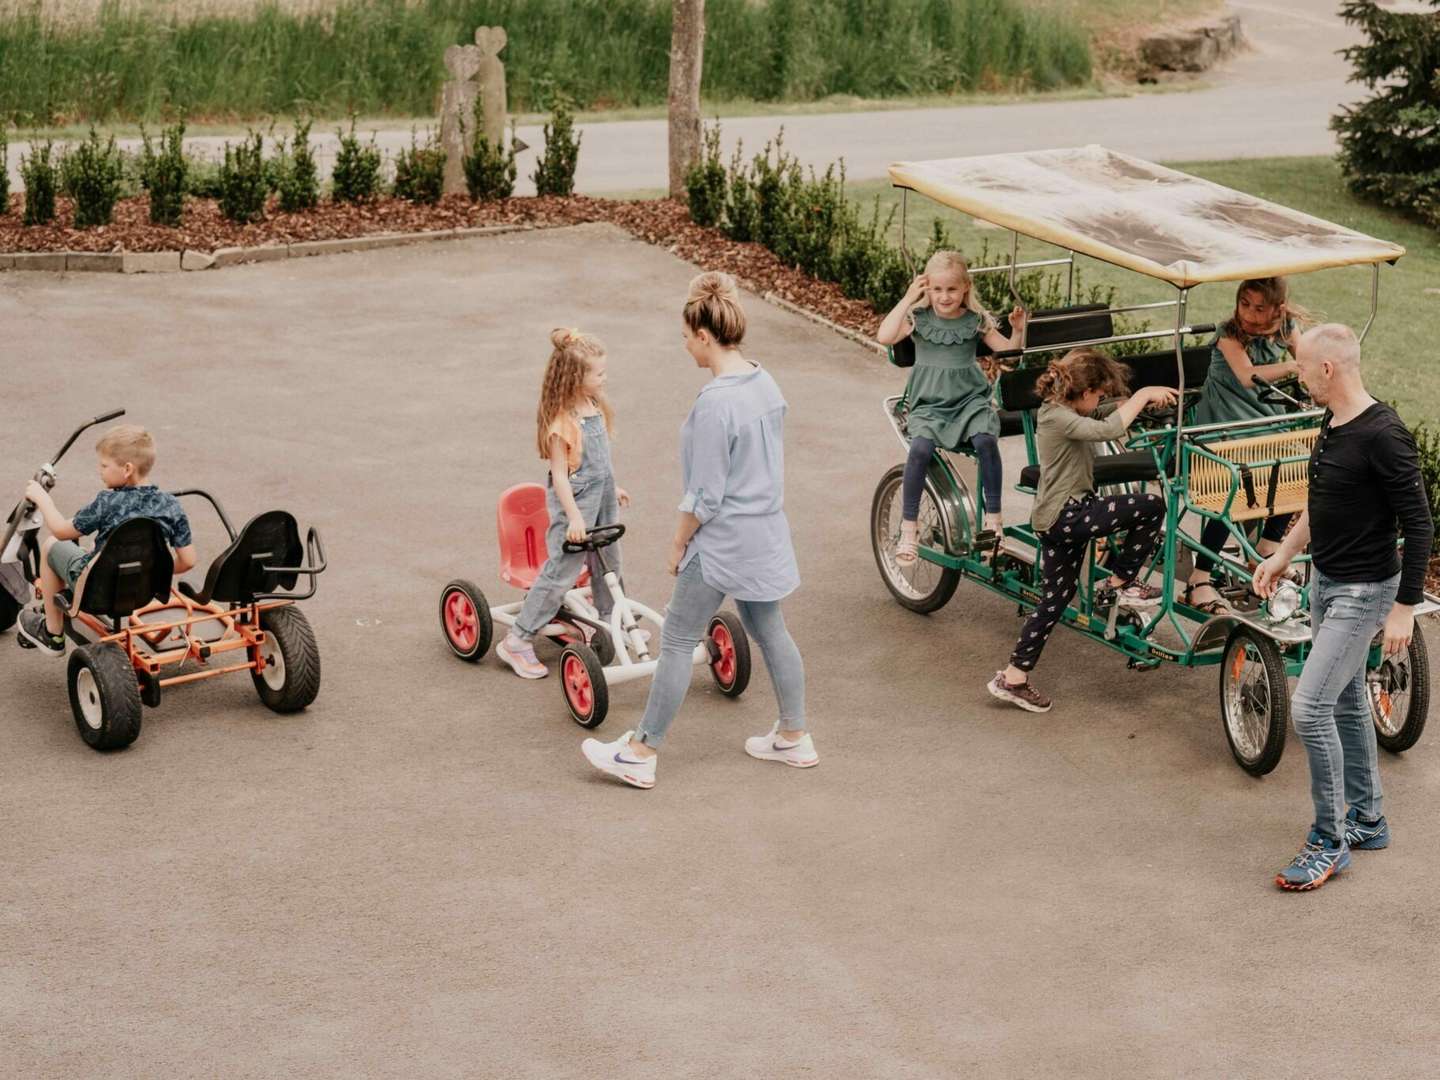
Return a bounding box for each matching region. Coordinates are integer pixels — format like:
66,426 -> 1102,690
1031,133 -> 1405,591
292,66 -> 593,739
636,555 -> 806,747
1293,570 -> 1398,842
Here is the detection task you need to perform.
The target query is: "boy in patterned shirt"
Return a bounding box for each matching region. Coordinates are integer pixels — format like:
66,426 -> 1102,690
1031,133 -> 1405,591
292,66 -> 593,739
18,425 -> 196,656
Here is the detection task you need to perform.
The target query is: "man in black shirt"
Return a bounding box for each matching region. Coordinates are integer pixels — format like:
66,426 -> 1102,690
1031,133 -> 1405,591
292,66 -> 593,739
1255,323 -> 1433,891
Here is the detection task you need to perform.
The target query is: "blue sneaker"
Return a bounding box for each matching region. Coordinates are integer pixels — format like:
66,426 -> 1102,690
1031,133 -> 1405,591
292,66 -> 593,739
1344,807 -> 1390,850
1275,831 -> 1350,891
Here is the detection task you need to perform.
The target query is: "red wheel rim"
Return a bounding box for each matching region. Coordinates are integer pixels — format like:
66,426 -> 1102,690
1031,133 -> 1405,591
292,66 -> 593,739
711,622 -> 736,686
563,654 -> 593,715
444,590 -> 477,651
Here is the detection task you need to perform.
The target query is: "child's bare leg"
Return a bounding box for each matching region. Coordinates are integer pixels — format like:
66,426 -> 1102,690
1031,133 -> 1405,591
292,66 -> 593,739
38,536 -> 65,635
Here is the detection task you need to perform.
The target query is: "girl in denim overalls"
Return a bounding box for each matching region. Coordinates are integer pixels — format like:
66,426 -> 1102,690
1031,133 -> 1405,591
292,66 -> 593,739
497,328 -> 630,679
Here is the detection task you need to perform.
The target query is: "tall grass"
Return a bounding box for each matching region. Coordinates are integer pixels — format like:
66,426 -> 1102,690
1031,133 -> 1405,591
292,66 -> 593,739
0,0 -> 1092,125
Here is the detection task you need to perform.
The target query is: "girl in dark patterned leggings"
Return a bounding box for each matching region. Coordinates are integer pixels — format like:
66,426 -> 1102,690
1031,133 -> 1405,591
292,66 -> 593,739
988,349 -> 1178,714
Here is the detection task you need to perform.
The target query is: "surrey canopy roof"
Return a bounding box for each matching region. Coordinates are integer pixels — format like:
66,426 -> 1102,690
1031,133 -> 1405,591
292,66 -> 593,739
888,146 -> 1406,288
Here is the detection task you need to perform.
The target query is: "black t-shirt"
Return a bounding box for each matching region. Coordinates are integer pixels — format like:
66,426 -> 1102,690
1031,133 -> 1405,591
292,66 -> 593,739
1308,402 -> 1433,605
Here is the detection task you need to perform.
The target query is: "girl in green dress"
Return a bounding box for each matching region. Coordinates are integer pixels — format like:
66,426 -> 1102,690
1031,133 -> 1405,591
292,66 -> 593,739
876,251 -> 1026,564
1185,277 -> 1311,613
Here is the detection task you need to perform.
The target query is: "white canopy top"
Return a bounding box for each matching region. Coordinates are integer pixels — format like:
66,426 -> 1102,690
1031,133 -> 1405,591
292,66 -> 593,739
889,146 -> 1406,288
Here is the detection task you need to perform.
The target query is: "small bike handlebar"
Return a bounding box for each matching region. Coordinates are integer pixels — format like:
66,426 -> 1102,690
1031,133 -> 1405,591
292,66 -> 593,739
563,523 -> 627,554
51,408 -> 125,467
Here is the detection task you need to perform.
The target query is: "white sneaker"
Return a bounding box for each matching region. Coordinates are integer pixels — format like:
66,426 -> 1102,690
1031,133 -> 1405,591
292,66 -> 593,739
744,726 -> 819,768
581,729 -> 656,789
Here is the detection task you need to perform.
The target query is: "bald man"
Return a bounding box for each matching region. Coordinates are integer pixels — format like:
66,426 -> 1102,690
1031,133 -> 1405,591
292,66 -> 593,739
1254,323 -> 1433,891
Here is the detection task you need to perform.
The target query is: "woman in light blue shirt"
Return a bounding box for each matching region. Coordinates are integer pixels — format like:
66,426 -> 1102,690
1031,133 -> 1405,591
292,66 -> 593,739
582,272 -> 817,789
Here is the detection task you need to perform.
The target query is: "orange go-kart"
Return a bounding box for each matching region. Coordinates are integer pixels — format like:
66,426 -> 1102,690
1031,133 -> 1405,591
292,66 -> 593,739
0,410 -> 327,751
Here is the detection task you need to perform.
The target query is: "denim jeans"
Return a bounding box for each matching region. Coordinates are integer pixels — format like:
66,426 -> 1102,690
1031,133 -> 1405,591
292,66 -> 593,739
636,555 -> 806,747
1293,569 -> 1398,842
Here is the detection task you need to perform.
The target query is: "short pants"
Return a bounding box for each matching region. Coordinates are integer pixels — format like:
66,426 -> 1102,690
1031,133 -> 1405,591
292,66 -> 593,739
47,540 -> 90,589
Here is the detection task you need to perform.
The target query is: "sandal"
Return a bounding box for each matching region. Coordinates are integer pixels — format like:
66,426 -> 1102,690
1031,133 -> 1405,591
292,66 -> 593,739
895,523 -> 919,566
1184,582 -> 1231,616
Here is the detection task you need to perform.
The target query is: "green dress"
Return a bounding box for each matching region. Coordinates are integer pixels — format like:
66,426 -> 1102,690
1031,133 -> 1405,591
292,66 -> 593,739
903,308 -> 999,450
1190,327 -> 1292,426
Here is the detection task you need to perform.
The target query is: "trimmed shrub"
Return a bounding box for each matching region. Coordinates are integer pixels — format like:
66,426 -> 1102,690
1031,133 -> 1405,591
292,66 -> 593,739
20,140 -> 57,226
685,120 -> 726,227
331,118 -> 383,203
219,131 -> 268,224
0,126 -> 7,213
140,122 -> 187,226
276,118 -> 320,212
393,129 -> 446,204
461,96 -> 517,202
1415,423 -> 1440,529
61,127 -> 124,227
532,94 -> 581,198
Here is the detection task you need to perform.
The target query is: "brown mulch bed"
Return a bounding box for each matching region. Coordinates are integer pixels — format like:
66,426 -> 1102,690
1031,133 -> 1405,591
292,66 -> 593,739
1,192 -> 883,340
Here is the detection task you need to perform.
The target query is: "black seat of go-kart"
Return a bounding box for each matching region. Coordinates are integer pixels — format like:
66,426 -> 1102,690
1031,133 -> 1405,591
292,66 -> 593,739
65,517 -> 174,620
999,345 -> 1211,413
1018,450 -> 1162,490
179,510 -> 302,606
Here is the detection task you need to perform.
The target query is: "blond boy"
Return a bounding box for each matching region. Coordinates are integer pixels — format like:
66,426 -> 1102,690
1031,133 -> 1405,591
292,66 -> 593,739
18,425 -> 196,656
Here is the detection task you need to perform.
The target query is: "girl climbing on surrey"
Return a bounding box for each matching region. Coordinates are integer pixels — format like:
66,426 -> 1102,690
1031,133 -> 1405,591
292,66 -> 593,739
876,250 -> 1026,562
1184,276 -> 1312,614
496,328 -> 631,679
988,349 -> 1177,714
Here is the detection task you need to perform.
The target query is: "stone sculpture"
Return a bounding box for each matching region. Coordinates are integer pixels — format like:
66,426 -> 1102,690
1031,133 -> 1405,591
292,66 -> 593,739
440,26 -> 508,195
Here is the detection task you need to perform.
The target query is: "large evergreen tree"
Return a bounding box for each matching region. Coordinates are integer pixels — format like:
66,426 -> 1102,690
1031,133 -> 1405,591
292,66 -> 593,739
1332,0 -> 1440,228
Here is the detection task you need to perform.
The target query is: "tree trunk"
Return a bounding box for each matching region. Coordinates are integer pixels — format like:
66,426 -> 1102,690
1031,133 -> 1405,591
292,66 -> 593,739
667,0 -> 706,199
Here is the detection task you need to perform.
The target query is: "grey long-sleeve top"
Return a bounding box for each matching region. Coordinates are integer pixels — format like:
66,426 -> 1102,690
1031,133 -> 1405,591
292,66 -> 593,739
678,363 -> 800,601
1030,400 -> 1127,534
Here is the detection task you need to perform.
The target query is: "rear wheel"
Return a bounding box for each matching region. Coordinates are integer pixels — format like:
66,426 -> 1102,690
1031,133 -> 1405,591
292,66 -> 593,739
1219,627 -> 1289,776
707,610 -> 751,697
440,579 -> 492,662
0,590 -> 18,633
251,606 -> 321,713
1370,622 -> 1429,754
560,643 -> 608,729
68,643 -> 142,751
871,464 -> 961,614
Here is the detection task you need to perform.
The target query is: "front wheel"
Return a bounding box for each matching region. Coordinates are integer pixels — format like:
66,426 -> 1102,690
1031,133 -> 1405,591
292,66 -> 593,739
251,606 -> 322,713
1219,627 -> 1289,776
707,610 -> 751,697
560,643 -> 609,729
1370,622 -> 1429,754
68,642 -> 143,751
870,464 -> 960,615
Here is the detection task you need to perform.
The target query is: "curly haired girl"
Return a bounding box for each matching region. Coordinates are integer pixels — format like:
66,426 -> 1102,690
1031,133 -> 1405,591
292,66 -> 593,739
987,349 -> 1177,713
496,328 -> 631,679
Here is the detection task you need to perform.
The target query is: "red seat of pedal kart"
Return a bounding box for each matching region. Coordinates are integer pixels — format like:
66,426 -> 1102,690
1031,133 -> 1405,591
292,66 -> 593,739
496,482 -> 589,591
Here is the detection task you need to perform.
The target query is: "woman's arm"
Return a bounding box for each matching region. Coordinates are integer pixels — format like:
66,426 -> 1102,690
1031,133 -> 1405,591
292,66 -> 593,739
876,275 -> 927,346
547,435 -> 588,542
1217,336 -> 1298,389
668,512 -> 701,576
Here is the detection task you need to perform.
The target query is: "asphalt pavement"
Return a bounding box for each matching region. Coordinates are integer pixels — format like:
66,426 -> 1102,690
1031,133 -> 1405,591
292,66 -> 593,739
3,224 -> 1438,1077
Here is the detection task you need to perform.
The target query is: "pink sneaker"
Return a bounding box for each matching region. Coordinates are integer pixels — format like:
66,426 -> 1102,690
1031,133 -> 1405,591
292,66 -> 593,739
497,633 -> 547,679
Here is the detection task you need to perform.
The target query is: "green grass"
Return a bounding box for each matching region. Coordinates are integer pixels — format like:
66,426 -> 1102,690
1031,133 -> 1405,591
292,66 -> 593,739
846,156 -> 1440,425
0,0 -> 1092,126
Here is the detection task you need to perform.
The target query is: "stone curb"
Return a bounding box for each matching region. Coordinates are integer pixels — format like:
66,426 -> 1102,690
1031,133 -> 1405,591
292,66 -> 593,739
763,292 -> 883,355
0,223 -> 534,275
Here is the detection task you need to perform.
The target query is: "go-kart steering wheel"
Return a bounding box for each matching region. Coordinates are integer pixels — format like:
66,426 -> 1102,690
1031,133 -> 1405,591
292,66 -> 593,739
562,523 -> 627,554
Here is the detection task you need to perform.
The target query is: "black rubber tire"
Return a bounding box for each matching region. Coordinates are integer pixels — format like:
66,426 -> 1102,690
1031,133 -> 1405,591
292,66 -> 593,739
559,642 -> 608,729
707,610 -> 751,698
68,642 -> 143,751
556,616 -> 616,666
251,605 -> 322,713
0,589 -> 18,633
870,464 -> 961,615
1371,621 -> 1430,754
1219,627 -> 1289,777
439,578 -> 492,662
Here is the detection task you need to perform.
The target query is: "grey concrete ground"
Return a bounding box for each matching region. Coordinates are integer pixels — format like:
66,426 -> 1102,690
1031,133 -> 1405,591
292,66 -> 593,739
1,0 -> 1373,196
3,225 -> 1439,1078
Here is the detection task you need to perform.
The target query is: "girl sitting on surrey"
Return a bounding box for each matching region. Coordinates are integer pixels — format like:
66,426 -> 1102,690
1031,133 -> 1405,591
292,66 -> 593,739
876,250 -> 1026,563
1184,276 -> 1311,613
987,349 -> 1177,714
496,328 -> 631,679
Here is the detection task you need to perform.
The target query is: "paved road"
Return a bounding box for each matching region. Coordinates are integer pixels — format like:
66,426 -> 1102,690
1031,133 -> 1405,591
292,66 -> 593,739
3,225 -> 1438,1077
2,0 -> 1374,197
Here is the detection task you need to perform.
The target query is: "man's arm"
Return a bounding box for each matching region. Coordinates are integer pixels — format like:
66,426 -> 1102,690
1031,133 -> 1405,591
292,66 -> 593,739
1374,419 -> 1434,656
